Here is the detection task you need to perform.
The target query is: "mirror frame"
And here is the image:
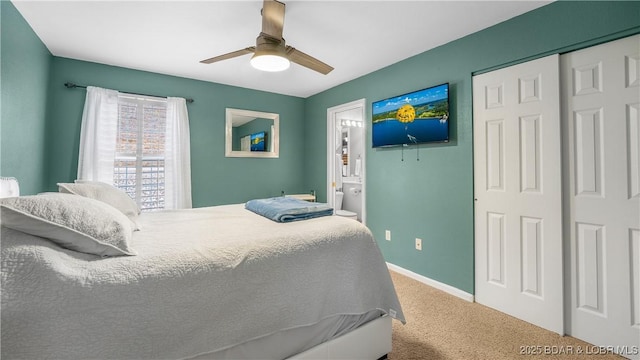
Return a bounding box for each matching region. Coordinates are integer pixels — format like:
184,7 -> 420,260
225,108 -> 280,158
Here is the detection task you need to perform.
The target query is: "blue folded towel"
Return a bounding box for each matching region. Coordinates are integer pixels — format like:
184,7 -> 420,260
245,197 -> 334,223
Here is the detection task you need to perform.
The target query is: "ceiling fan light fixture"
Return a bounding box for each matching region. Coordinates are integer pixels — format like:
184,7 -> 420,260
250,53 -> 290,72
250,34 -> 290,72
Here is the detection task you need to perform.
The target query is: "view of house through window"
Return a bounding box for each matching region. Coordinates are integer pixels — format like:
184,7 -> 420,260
114,96 -> 167,211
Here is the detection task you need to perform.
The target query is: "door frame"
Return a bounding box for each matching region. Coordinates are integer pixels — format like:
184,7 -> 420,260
326,98 -> 366,224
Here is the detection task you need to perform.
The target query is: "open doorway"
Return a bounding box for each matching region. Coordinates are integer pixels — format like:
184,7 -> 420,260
326,99 -> 366,223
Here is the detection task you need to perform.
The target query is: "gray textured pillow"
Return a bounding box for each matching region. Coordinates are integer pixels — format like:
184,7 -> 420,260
0,193 -> 135,257
58,181 -> 141,230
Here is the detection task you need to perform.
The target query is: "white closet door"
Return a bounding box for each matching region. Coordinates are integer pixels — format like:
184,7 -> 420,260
473,54 -> 564,334
562,34 -> 640,356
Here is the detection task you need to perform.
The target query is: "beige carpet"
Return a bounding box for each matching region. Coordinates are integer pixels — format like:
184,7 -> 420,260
387,270 -> 623,360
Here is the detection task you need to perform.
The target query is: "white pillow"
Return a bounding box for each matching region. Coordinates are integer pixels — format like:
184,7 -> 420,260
58,181 -> 141,230
0,193 -> 136,257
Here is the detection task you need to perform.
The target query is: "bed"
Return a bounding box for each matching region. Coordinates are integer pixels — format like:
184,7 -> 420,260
1,191 -> 405,359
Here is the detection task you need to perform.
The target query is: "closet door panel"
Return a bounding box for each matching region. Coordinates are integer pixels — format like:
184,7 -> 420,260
474,54 -> 563,334
563,34 -> 640,357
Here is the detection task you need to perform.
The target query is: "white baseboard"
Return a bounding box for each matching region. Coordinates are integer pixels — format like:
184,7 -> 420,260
387,262 -> 474,302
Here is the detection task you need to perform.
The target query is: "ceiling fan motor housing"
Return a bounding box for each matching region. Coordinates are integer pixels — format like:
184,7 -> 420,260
253,33 -> 287,58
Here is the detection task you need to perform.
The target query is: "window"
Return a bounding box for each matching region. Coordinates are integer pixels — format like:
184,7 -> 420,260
78,86 -> 191,210
113,96 -> 167,211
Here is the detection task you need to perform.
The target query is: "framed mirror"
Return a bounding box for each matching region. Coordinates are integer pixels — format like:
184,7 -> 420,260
225,108 -> 279,158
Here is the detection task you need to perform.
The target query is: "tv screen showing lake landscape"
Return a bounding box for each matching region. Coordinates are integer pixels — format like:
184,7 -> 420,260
250,131 -> 266,151
372,83 -> 449,148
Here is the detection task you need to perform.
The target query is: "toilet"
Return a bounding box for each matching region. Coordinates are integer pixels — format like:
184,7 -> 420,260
334,191 -> 358,220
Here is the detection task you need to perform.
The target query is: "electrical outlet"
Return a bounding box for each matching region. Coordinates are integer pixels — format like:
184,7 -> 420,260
415,238 -> 422,251
385,230 -> 391,241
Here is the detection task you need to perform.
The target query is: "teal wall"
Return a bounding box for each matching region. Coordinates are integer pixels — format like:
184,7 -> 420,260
45,57 -> 306,207
303,1 -> 640,294
0,1 -> 51,195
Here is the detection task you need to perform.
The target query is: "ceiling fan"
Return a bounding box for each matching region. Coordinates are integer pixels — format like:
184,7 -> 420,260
200,0 -> 333,75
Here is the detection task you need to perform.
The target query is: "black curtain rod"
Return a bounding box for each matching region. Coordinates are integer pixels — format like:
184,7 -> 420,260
64,82 -> 194,104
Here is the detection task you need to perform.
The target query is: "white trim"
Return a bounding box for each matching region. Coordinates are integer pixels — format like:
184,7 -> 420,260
387,262 -> 474,302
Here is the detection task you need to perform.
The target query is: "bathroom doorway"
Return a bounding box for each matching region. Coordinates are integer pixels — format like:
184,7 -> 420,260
327,99 -> 366,223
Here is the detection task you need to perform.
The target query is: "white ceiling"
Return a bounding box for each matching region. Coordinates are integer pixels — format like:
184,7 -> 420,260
12,0 -> 551,98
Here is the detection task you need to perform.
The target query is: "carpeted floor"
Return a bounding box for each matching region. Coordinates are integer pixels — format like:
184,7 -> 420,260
387,270 -> 623,360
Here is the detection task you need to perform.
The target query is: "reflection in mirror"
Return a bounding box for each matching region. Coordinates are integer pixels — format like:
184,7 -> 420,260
225,108 -> 279,158
336,118 -> 364,179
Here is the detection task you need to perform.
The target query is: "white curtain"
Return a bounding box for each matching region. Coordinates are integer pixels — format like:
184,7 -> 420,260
77,86 -> 119,183
164,97 -> 192,209
78,88 -> 192,210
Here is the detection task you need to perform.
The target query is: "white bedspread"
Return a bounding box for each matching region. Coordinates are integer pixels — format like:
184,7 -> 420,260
1,204 -> 404,359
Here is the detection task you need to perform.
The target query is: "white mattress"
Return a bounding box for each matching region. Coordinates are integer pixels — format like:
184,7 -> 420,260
1,204 -> 404,359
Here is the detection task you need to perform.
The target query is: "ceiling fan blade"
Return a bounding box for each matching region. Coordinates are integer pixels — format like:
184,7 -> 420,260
200,47 -> 255,64
286,47 -> 334,75
261,0 -> 285,40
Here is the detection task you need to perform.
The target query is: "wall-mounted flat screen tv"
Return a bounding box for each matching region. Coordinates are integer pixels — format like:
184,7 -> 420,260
372,83 -> 449,148
250,131 -> 267,151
